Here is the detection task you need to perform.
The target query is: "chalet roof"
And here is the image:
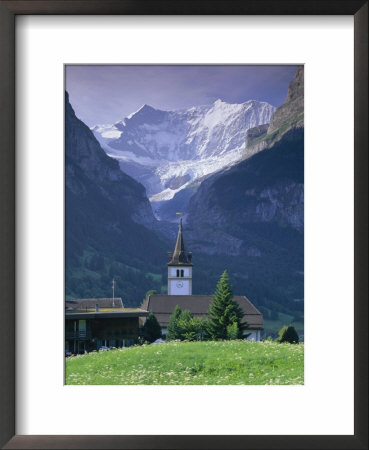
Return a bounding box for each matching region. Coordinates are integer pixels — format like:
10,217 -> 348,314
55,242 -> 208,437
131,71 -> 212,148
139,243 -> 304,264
65,308 -> 149,320
65,298 -> 123,311
141,294 -> 263,330
168,218 -> 192,266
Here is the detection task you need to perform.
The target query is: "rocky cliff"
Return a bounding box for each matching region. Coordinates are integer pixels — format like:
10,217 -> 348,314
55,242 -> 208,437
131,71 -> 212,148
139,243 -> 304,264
65,92 -> 168,304
65,92 -> 156,228
268,65 -> 304,133
183,127 -> 304,318
187,128 -> 304,255
243,66 -> 304,155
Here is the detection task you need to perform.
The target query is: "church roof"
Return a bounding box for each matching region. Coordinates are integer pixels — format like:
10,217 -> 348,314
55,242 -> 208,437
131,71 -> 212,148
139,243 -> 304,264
168,218 -> 192,266
141,294 -> 263,330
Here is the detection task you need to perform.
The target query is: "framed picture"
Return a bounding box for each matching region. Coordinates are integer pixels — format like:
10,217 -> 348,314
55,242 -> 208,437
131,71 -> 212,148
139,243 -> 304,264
0,1 -> 367,449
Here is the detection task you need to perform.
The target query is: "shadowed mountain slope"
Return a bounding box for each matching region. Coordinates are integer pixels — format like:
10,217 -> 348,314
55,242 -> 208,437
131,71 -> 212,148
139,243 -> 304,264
65,92 -> 168,304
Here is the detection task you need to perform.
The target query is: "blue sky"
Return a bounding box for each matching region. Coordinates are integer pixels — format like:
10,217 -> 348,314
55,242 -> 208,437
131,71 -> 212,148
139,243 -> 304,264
66,65 -> 298,127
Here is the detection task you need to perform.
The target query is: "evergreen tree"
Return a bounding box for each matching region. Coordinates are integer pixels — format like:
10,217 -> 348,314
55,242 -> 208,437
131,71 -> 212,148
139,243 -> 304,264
167,306 -> 203,341
206,270 -> 248,340
143,312 -> 162,343
226,322 -> 239,340
167,305 -> 183,340
145,289 -> 157,297
177,310 -> 203,341
277,325 -> 299,344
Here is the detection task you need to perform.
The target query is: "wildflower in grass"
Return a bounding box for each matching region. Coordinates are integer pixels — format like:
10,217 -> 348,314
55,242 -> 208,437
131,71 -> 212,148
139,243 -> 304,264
66,340 -> 303,386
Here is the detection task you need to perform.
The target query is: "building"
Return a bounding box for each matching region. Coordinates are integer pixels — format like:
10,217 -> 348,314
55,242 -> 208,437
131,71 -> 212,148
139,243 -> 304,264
167,218 -> 193,295
65,298 -> 148,354
143,219 -> 263,341
142,294 -> 263,341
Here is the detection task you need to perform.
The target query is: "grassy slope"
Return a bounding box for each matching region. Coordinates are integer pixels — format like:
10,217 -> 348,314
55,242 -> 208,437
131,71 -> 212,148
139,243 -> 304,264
66,340 -> 304,385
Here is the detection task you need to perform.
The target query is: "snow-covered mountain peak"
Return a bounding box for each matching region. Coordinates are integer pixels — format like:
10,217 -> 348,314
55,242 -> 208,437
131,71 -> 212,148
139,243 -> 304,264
136,103 -> 156,114
124,103 -> 158,121
92,99 -> 276,202
213,98 -> 224,105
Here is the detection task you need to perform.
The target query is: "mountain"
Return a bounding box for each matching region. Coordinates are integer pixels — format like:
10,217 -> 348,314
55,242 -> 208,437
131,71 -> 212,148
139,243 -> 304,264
65,67 -> 304,333
243,66 -> 304,155
65,92 -> 169,305
92,99 -> 276,205
182,68 -> 304,326
186,128 -> 304,249
184,129 -> 304,325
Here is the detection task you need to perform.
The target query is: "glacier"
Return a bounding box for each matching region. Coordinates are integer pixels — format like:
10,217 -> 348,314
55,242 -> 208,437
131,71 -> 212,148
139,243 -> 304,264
92,98 -> 276,203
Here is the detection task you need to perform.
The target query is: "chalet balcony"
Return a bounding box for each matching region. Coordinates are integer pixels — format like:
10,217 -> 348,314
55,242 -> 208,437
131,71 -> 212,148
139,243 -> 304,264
65,330 -> 91,340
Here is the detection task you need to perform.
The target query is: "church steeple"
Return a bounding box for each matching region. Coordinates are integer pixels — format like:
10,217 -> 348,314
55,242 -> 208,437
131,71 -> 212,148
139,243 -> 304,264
167,218 -> 193,295
168,218 -> 192,265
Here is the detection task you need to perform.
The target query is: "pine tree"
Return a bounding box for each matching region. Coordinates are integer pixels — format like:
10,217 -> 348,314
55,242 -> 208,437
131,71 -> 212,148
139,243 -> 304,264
167,305 -> 183,341
177,310 -> 203,341
167,306 -> 203,341
145,289 -> 157,297
226,322 -> 239,340
206,270 -> 248,340
143,312 -> 162,343
277,325 -> 299,344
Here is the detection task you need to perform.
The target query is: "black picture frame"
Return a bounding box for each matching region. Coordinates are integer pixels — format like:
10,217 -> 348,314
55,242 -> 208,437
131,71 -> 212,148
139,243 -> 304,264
0,1 -> 367,449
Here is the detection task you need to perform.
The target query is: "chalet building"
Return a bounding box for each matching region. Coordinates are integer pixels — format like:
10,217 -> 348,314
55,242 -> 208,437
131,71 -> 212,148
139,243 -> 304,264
65,298 -> 148,354
142,219 -> 264,341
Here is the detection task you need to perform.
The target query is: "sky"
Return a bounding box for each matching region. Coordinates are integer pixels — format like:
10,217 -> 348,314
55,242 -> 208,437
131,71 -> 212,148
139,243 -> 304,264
65,65 -> 298,127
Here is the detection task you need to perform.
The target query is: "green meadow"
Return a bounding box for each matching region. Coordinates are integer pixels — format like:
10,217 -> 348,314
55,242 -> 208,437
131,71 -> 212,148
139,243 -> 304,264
66,340 -> 304,385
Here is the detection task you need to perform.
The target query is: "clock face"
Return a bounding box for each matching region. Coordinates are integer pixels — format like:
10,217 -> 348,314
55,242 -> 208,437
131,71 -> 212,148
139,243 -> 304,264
176,281 -> 184,288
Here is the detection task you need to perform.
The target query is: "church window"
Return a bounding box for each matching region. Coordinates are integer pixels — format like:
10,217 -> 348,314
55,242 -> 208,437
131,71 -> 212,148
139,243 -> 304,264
181,269 -> 184,277
176,269 -> 180,277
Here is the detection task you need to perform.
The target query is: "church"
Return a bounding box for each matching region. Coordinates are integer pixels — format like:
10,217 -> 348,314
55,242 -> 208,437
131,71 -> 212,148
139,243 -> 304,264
142,219 -> 263,341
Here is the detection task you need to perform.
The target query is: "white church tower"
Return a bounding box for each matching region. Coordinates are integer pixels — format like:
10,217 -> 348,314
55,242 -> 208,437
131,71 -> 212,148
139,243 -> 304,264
167,218 -> 192,295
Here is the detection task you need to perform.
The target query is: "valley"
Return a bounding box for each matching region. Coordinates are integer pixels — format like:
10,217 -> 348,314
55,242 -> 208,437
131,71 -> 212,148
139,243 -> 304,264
65,66 -> 304,337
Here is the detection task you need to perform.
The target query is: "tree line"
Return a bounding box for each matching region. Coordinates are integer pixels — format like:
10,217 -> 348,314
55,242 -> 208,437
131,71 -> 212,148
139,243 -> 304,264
143,270 -> 299,344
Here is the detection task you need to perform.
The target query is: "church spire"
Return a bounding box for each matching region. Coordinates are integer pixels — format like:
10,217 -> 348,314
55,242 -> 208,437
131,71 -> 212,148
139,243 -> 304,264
168,218 -> 192,265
